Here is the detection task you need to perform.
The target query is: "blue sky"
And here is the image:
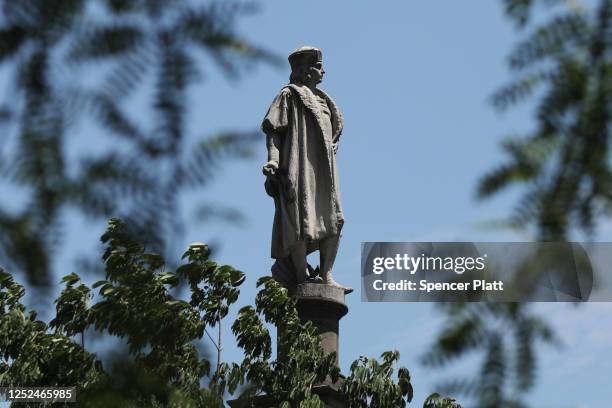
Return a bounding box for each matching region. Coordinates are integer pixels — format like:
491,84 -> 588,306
2,1 -> 611,407
192,2 -> 612,406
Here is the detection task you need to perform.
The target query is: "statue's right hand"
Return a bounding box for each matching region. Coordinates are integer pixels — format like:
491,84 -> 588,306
262,161 -> 279,177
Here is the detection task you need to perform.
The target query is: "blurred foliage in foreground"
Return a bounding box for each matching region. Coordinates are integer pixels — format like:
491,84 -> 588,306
480,0 -> 611,241
426,1 -> 610,407
0,0 -> 278,287
423,302 -> 558,408
0,219 -> 457,407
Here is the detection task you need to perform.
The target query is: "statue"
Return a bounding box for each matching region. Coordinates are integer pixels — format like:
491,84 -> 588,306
262,46 -> 352,294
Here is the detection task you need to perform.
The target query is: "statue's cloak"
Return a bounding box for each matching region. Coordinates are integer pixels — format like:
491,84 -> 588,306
262,83 -> 344,259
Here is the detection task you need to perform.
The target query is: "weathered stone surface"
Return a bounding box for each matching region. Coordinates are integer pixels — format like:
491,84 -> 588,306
295,281 -> 346,303
295,282 -> 348,365
262,46 -> 351,294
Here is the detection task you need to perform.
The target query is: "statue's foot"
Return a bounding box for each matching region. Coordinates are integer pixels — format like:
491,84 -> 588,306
323,276 -> 354,294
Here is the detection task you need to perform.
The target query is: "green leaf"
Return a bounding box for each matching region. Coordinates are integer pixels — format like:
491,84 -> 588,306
60,272 -> 81,286
92,280 -> 107,289
230,269 -> 246,287
158,272 -> 179,286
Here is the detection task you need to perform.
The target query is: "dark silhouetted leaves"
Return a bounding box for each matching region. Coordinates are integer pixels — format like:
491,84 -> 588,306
0,26 -> 26,61
481,0 -> 611,240
0,0 -> 277,288
69,25 -> 145,60
425,302 -> 558,407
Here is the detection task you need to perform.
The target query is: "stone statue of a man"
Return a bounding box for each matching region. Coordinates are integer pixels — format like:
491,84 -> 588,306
262,46 -> 351,294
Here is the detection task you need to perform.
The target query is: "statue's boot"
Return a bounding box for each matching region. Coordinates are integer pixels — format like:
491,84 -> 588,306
322,271 -> 353,294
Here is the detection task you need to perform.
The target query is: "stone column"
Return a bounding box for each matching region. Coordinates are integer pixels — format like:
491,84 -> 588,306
295,282 -> 349,407
229,282 -> 350,408
294,283 -> 348,365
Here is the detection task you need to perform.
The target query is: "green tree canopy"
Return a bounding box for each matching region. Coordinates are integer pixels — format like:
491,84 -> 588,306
1,219 -> 459,407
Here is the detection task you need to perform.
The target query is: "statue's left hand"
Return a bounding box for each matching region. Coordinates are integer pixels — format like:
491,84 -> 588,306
262,160 -> 279,177
332,143 -> 339,154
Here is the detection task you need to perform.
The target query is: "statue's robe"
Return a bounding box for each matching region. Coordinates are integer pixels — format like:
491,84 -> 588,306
262,83 -> 344,260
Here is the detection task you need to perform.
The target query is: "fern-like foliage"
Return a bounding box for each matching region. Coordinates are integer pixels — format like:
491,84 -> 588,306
0,0 -> 278,286
423,303 -> 557,407
480,0 -> 611,241
428,5 -> 606,406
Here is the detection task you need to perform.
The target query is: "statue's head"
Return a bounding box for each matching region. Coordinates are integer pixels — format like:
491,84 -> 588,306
288,46 -> 324,86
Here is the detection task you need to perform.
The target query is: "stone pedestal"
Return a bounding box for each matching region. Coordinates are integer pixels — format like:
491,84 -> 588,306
294,283 -> 348,365
228,283 -> 350,407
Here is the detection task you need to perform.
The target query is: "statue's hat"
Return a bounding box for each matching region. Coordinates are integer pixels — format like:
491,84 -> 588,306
288,46 -> 322,70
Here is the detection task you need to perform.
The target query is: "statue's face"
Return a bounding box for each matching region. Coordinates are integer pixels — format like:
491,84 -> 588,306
308,62 -> 325,84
